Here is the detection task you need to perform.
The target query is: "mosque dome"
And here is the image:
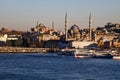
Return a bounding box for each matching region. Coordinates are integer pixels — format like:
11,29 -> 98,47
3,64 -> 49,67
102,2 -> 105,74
68,24 -> 81,39
39,23 -> 46,28
70,24 -> 80,34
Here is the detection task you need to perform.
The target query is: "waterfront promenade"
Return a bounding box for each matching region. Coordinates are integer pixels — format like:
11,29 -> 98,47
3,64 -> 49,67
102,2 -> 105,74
0,47 -> 53,53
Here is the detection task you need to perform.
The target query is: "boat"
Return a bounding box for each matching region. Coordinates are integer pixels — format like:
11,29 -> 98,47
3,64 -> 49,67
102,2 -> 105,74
113,56 -> 120,60
74,49 -> 113,59
75,53 -> 95,58
74,49 -> 95,58
92,53 -> 113,59
58,48 -> 75,56
113,54 -> 120,60
92,51 -> 113,59
111,50 -> 120,60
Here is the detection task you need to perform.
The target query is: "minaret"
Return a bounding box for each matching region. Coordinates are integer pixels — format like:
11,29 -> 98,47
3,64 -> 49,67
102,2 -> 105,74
37,21 -> 39,27
65,12 -> 68,41
52,20 -> 54,30
89,13 -> 92,41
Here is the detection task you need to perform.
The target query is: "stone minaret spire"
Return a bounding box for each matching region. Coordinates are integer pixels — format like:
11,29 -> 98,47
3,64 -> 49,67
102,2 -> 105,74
65,12 -> 68,41
37,21 -> 39,27
89,13 -> 92,41
52,20 -> 54,30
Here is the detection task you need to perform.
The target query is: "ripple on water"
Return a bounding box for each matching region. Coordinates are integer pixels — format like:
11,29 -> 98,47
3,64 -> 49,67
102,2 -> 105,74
0,53 -> 120,80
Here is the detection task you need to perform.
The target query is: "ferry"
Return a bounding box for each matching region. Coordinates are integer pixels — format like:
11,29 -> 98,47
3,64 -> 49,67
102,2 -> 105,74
92,51 -> 113,59
113,54 -> 120,60
111,50 -> 120,60
58,48 -> 113,59
92,53 -> 113,59
74,49 -> 95,58
74,49 -> 113,59
113,56 -> 120,60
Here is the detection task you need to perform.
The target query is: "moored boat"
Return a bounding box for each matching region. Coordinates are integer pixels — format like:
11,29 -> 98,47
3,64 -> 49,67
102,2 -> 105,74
113,56 -> 120,60
91,50 -> 113,59
75,53 -> 95,58
113,54 -> 120,60
111,50 -> 120,60
74,49 -> 95,58
92,53 -> 113,59
74,49 -> 113,59
58,48 -> 75,56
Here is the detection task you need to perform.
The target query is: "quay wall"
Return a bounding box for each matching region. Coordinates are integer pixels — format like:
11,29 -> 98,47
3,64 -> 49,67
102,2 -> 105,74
0,47 -> 57,53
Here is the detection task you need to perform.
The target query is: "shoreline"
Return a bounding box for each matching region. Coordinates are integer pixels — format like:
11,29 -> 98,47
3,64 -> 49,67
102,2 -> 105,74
0,47 -> 58,53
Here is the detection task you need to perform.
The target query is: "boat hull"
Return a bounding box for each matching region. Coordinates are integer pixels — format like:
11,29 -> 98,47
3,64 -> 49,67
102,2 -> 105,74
75,54 -> 94,58
92,54 -> 113,59
113,56 -> 120,60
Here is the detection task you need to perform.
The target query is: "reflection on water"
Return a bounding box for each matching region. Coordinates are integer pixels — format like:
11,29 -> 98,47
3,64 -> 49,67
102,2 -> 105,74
0,53 -> 120,80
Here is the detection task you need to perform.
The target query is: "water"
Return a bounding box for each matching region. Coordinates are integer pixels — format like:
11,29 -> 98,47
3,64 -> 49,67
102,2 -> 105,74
0,53 -> 120,80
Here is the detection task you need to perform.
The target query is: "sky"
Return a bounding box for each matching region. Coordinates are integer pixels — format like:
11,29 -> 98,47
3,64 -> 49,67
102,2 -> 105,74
0,0 -> 120,31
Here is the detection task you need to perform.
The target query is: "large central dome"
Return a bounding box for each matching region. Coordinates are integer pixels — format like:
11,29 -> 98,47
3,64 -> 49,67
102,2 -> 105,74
68,24 -> 81,40
70,24 -> 80,33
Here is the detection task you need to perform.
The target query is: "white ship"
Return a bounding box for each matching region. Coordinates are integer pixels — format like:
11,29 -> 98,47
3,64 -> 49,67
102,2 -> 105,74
74,49 -> 113,59
74,49 -> 95,58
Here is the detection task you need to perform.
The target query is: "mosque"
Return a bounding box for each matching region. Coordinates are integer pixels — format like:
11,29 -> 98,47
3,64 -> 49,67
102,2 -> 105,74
64,13 -> 93,41
64,13 -> 97,48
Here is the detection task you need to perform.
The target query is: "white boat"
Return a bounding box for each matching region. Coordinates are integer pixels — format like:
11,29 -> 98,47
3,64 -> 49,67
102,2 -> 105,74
58,48 -> 75,56
113,54 -> 120,60
111,50 -> 120,60
113,56 -> 120,60
74,49 -> 113,59
74,49 -> 95,58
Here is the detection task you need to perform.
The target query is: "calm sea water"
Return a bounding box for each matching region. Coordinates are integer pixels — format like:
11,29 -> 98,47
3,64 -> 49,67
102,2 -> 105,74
0,53 -> 120,80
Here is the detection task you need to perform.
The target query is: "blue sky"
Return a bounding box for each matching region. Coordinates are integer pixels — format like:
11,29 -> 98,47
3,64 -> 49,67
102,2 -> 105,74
0,0 -> 120,31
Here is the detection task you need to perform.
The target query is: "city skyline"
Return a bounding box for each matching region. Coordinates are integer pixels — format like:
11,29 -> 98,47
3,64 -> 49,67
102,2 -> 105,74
0,0 -> 120,31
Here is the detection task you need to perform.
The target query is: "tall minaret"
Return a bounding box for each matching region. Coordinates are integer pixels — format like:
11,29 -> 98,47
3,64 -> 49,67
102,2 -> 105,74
52,20 -> 54,30
65,12 -> 68,41
89,13 -> 92,41
37,21 -> 39,27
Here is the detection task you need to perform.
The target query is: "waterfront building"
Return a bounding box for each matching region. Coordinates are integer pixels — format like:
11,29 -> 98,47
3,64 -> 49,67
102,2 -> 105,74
105,22 -> 120,33
0,34 -> 8,46
69,41 -> 97,49
104,41 -> 112,48
6,38 -> 23,47
44,40 -> 60,48
95,34 -> 115,42
0,28 -> 23,47
97,36 -> 109,48
37,33 -> 59,41
6,30 -> 23,47
97,34 -> 118,49
112,36 -> 120,48
0,34 -> 8,42
0,28 -> 10,34
96,27 -> 107,34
